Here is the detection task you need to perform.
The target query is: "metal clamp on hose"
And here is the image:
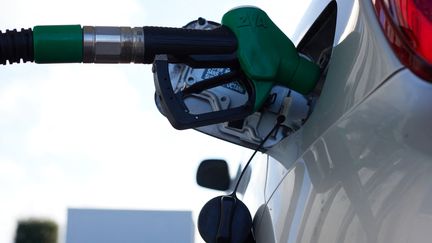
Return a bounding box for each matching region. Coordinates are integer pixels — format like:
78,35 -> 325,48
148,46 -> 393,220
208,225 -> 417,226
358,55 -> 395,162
82,26 -> 145,63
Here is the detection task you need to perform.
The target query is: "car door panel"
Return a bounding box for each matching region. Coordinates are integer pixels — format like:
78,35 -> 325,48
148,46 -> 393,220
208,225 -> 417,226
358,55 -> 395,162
258,70 -> 432,242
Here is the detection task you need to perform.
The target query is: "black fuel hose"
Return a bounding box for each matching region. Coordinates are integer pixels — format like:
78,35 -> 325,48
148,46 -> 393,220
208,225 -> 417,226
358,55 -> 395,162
0,25 -> 237,65
0,28 -> 33,65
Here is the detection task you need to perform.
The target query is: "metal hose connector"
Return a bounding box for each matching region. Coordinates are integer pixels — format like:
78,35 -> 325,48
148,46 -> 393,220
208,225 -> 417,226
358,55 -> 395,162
83,26 -> 144,63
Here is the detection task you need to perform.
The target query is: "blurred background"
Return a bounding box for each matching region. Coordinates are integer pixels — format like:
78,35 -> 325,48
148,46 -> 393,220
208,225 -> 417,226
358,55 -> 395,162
0,0 -> 310,242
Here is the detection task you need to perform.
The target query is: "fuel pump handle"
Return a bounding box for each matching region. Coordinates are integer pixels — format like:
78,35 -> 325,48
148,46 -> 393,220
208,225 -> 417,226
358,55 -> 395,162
0,7 -> 320,129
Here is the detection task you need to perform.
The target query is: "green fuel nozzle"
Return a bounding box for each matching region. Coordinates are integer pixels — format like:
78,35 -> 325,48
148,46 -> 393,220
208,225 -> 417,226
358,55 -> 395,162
0,7 -> 320,129
223,7 -> 320,109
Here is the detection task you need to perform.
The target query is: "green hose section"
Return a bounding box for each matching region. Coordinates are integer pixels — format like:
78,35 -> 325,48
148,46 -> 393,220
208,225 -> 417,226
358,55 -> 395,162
33,25 -> 82,63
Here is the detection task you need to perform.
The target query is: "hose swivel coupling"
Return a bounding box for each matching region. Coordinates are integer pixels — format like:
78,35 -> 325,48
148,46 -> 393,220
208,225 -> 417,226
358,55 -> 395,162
83,26 -> 145,63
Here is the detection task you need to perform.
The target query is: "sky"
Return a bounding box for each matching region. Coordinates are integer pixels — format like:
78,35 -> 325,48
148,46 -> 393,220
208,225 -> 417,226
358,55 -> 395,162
0,0 -> 311,242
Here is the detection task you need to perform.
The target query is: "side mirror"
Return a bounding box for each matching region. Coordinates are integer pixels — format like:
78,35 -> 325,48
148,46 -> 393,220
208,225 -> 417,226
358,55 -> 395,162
196,159 -> 230,191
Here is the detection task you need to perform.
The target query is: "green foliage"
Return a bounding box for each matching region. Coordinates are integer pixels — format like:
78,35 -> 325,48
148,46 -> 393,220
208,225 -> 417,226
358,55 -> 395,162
15,219 -> 58,243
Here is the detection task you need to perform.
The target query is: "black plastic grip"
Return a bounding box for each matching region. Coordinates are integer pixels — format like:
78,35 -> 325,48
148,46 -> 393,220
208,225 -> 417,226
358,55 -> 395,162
0,28 -> 34,65
143,26 -> 237,63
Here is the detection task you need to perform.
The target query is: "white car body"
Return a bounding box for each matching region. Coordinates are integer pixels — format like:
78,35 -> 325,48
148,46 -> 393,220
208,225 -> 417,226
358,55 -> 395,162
210,0 -> 432,242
